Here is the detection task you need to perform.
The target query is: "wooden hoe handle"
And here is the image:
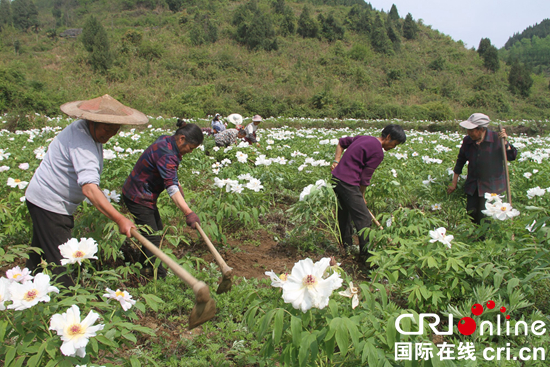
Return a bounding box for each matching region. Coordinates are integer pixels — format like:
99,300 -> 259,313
195,224 -> 233,276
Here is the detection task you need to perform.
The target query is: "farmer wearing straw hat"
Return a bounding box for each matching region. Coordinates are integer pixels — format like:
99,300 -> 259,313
25,94 -> 147,287
122,119 -> 204,278
331,125 -> 406,261
447,113 -> 517,224
244,115 -> 262,146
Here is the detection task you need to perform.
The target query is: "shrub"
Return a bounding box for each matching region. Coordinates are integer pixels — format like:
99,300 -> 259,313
81,16 -> 113,72
402,13 -> 417,40
297,5 -> 319,39
508,59 -> 533,97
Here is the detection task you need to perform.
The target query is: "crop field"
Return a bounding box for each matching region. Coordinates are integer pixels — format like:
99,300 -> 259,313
1,115 -> 550,366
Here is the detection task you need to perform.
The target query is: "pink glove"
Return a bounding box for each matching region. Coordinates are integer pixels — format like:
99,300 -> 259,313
186,212 -> 200,229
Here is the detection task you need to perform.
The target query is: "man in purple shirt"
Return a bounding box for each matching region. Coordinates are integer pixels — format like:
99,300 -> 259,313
122,121 -> 203,278
331,124 -> 406,261
447,113 -> 517,224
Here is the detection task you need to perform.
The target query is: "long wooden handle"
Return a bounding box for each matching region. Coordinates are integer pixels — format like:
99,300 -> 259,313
368,209 -> 384,230
499,125 -> 512,205
131,228 -> 203,291
195,224 -> 232,276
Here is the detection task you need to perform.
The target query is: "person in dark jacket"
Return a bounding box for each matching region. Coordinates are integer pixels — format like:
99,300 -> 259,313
122,121 -> 203,278
447,113 -> 517,224
331,124 -> 406,260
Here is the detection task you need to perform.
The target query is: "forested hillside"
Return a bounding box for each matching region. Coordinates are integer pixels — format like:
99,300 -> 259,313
501,19 -> 550,76
1,0 -> 549,121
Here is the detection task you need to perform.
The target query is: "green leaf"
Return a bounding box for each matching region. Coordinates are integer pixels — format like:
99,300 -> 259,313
427,256 -> 437,268
12,356 -> 26,367
494,272 -> 503,289
291,316 -> 302,348
5,346 -> 16,367
328,299 -> 338,318
298,332 -> 311,366
258,309 -> 276,340
130,357 -> 141,367
272,309 -> 284,345
335,323 -> 349,357
386,316 -> 396,347
0,320 -> 8,342
373,283 -> 387,307
507,278 -> 520,294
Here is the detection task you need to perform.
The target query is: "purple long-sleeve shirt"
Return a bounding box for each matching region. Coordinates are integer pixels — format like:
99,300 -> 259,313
332,135 -> 385,187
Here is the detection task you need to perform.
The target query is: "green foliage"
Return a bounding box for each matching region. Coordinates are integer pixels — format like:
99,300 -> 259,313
81,16 -> 113,72
0,68 -> 60,114
345,4 -> 371,35
234,1 -> 277,51
428,55 -> 445,71
318,11 -> 344,42
11,0 -> 38,31
370,13 -> 393,55
483,44 -> 500,72
505,18 -> 550,49
189,11 -> 218,46
0,0 -> 11,28
508,59 -> 534,97
386,18 -> 401,51
297,4 -> 319,39
388,4 -> 399,21
402,12 -> 417,40
477,37 -> 491,57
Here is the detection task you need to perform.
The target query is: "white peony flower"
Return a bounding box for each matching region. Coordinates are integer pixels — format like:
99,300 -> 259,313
484,193 -> 504,203
6,265 -> 33,283
265,271 -> 288,288
59,238 -> 99,265
422,175 -> 436,185
49,305 -> 105,357
236,151 -> 248,163
0,278 -> 11,310
246,179 -> 263,192
431,203 -> 442,211
527,186 -> 546,199
102,189 -> 120,203
429,227 -> 453,249
282,258 -> 343,313
8,273 -> 59,311
339,281 -> 359,309
523,172 -> 532,179
0,165 -> 9,172
103,288 -> 136,311
7,177 -> 29,189
18,163 -> 29,170
482,202 -> 520,221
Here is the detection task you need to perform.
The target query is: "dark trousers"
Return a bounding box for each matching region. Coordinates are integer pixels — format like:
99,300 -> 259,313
467,189 -> 487,225
26,200 -> 75,287
333,178 -> 372,256
123,195 -> 166,277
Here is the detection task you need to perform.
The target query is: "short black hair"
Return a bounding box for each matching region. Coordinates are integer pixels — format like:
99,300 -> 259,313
381,124 -> 406,143
174,122 -> 204,145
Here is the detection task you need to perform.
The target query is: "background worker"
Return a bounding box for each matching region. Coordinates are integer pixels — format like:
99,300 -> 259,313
331,125 -> 406,261
214,128 -> 247,147
244,115 -> 262,146
122,120 -> 203,278
447,113 -> 517,224
25,95 -> 147,287
211,113 -> 225,134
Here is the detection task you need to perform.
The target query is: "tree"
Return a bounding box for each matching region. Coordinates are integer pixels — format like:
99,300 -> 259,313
189,12 -> 218,46
0,0 -> 11,29
402,13 -> 417,40
297,5 -> 319,39
280,6 -> 296,36
81,16 -> 113,72
386,19 -> 401,51
272,0 -> 285,15
345,4 -> 371,35
319,11 -> 344,42
388,4 -> 399,21
483,45 -> 500,72
11,0 -> 38,31
508,60 -> 533,97
477,38 -> 491,57
370,13 -> 393,54
235,4 -> 277,51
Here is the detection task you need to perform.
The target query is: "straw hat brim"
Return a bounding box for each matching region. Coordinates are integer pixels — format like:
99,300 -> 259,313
60,94 -> 149,125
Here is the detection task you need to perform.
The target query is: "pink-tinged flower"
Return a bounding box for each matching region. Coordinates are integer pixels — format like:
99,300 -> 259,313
18,163 -> 29,170
265,271 -> 288,288
49,305 -> 104,357
103,288 -> 136,311
339,281 -> 359,309
282,258 -> 343,313
59,238 -> 98,265
6,266 -> 33,283
8,273 -> 59,311
429,227 -> 453,249
0,278 -> 11,310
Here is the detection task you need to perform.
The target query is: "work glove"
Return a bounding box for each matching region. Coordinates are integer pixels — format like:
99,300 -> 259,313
186,211 -> 200,229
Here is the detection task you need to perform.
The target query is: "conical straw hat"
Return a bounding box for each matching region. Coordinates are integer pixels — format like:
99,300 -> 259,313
60,94 -> 148,125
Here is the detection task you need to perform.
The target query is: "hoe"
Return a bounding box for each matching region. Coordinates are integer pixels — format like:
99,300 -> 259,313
131,229 -> 216,330
195,224 -> 233,294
